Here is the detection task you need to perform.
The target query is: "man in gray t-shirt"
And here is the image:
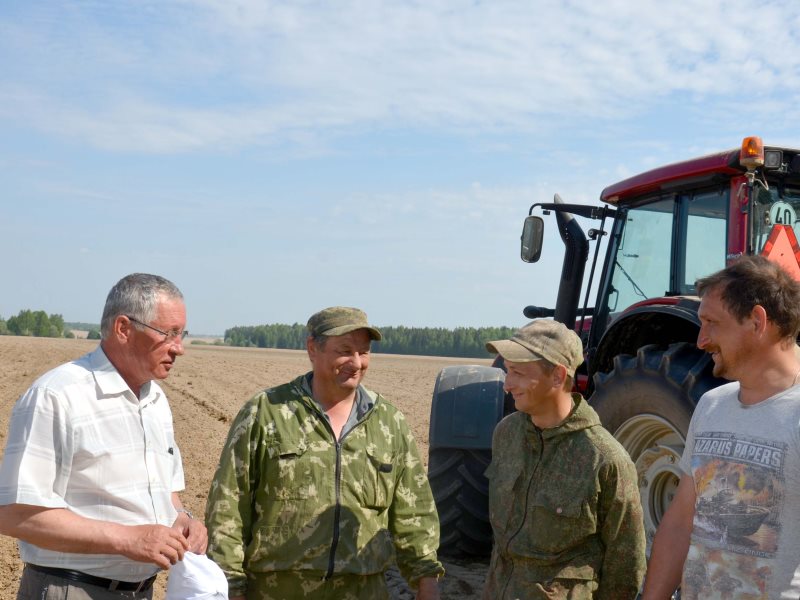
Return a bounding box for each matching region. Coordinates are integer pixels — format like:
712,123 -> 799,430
643,256 -> 800,599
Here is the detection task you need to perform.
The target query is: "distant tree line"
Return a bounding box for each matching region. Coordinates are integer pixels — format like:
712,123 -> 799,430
0,310 -> 74,338
224,323 -> 517,358
375,325 -> 517,358
225,324 -> 307,349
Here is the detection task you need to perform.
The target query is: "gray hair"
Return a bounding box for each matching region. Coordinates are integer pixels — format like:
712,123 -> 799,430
100,273 -> 183,339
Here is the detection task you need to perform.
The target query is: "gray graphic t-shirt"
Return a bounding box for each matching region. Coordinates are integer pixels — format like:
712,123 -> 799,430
679,382 -> 800,599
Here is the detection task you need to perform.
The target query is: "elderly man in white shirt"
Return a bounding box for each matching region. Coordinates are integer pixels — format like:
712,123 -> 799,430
0,273 -> 207,599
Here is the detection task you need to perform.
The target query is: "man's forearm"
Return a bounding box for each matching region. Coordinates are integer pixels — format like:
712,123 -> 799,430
641,524 -> 690,599
0,503 -> 128,554
641,473 -> 695,599
0,502 -> 188,568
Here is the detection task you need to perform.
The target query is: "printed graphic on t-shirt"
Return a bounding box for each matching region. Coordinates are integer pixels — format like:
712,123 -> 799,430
681,431 -> 786,599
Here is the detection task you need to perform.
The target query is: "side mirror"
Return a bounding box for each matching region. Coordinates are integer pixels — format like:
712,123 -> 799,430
521,216 -> 544,263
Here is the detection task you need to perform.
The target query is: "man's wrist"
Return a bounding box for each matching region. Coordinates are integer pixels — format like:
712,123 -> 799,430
176,508 -> 194,519
414,575 -> 441,590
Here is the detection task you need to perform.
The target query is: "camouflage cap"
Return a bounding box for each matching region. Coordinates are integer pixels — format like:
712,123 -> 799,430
486,319 -> 583,375
307,306 -> 382,341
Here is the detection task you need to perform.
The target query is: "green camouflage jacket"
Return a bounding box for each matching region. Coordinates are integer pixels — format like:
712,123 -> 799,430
205,374 -> 444,597
482,394 -> 646,600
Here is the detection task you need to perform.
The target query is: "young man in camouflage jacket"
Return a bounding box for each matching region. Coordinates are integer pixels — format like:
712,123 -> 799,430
206,307 -> 444,599
482,320 -> 646,599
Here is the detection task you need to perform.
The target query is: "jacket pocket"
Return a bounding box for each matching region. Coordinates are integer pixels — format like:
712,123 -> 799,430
521,487 -> 598,557
267,438 -> 316,501
362,446 -> 398,510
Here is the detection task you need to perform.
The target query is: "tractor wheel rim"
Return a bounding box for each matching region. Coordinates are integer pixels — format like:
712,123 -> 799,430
614,414 -> 685,550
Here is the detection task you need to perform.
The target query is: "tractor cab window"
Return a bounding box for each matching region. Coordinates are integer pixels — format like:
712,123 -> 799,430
607,198 -> 674,312
604,189 -> 728,314
752,185 -> 800,254
680,190 -> 728,294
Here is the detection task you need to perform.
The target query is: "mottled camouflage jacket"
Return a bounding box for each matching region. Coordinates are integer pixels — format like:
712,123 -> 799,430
482,394 -> 646,600
205,374 -> 444,597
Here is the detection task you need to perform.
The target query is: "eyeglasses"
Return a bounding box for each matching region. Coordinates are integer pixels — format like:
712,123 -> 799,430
126,316 -> 188,342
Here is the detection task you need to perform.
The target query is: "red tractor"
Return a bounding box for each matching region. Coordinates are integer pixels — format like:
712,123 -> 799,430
428,136 -> 800,556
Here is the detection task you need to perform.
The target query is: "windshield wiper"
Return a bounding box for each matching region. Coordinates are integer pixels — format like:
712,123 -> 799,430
614,259 -> 647,300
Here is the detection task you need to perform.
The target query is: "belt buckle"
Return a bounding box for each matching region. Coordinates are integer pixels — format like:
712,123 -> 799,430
133,575 -> 155,594
104,574 -> 150,593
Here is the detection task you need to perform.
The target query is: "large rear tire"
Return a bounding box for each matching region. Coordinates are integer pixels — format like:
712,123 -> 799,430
428,448 -> 493,557
427,365 -> 504,558
590,342 -> 725,546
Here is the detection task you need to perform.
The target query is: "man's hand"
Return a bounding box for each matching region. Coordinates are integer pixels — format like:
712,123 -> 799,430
172,511 -> 208,554
170,494 -> 209,554
115,524 -> 189,569
416,576 -> 441,600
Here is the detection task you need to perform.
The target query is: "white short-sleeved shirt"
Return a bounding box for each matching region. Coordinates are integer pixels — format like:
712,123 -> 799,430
0,346 -> 185,582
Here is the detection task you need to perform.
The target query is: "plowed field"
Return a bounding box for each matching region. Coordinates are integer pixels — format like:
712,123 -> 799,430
0,336 -> 490,599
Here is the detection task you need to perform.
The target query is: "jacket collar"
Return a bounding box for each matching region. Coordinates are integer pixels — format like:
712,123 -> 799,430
525,393 -> 601,439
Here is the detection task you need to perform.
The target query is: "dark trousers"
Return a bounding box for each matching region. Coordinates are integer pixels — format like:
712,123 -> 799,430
17,565 -> 155,600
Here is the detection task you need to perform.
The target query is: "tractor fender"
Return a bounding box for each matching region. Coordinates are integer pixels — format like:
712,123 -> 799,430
428,364 -> 506,451
592,300 -> 702,378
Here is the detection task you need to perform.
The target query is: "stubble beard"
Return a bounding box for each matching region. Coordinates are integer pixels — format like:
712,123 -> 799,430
708,348 -> 733,380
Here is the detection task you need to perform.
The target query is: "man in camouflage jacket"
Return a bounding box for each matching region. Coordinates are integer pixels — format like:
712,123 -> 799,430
206,307 -> 444,600
482,320 -> 646,600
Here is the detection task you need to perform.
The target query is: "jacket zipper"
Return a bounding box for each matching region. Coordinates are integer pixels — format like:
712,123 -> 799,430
500,427 -> 545,599
324,439 -> 343,579
321,399 -> 376,580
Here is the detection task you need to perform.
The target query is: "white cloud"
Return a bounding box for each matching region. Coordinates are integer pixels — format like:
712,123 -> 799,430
1,0 -> 800,153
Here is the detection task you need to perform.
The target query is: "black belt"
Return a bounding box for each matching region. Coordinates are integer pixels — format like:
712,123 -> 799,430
27,564 -> 157,593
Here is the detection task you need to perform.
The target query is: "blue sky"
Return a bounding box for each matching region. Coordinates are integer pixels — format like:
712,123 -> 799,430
3,0 -> 800,335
